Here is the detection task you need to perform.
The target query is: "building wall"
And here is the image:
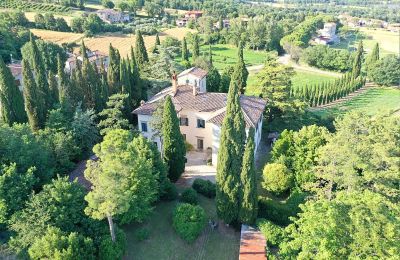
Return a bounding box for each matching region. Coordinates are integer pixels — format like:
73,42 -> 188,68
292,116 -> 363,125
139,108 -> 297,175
178,75 -> 207,93
137,114 -> 162,151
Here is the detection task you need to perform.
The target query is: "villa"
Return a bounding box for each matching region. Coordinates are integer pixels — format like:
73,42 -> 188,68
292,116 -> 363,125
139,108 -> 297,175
133,67 -> 267,165
96,9 -> 130,24
314,22 -> 340,45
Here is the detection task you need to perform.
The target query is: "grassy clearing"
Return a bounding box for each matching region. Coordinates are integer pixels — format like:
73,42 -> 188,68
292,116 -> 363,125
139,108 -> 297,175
25,11 -> 78,25
246,68 -> 338,97
332,28 -> 399,56
30,28 -> 84,44
311,87 -> 400,120
123,193 -> 240,260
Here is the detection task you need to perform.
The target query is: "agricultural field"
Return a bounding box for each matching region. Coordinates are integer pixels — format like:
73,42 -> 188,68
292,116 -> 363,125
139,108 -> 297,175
25,11 -> 76,25
0,0 -> 70,12
311,87 -> 400,119
333,28 -> 399,56
123,192 -> 240,260
30,27 -> 195,57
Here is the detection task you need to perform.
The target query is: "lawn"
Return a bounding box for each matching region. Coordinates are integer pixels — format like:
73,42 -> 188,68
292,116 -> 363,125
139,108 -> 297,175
311,87 -> 400,120
332,28 -> 399,56
245,68 -> 338,97
123,193 -> 240,260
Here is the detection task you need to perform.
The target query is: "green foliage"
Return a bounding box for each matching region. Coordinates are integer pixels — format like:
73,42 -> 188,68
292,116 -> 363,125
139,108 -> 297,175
135,30 -> 149,71
352,40 -> 364,78
0,57 -> 26,125
0,163 -> 35,226
162,96 -> 186,182
172,203 -> 206,243
366,42 -> 380,78
370,55 -> 400,86
180,188 -> 198,205
239,128 -> 258,224
181,37 -> 189,62
262,163 -> 293,194
280,15 -> 324,48
231,42 -> 249,94
257,219 -> 284,247
216,81 -> 246,224
191,34 -> 200,60
98,226 -> 126,260
302,45 -> 353,72
206,66 -> 221,92
192,179 -> 216,198
160,181 -> 178,201
107,44 -> 121,94
134,227 -> 150,241
98,93 -> 130,136
28,226 -> 95,260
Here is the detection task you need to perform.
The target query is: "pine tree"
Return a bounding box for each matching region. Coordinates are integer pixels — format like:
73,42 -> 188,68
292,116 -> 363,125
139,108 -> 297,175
135,30 -> 148,71
231,42 -> 249,94
22,59 -> 46,131
239,127 -> 258,224
0,57 -> 26,125
352,40 -> 364,79
107,44 -> 121,94
162,96 -> 186,182
216,82 -> 246,224
98,93 -> 130,136
181,37 -> 189,62
192,34 -> 200,60
47,71 -> 59,108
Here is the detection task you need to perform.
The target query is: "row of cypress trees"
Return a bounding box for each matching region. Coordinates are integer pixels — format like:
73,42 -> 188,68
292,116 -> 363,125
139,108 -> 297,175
0,31 -> 150,131
292,41 -> 366,107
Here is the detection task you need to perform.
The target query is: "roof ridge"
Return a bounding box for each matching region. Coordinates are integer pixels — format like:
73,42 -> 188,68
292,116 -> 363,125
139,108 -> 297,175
241,107 -> 255,128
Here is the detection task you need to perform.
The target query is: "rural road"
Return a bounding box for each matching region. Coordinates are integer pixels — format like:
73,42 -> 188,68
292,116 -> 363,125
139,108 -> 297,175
247,54 -> 342,78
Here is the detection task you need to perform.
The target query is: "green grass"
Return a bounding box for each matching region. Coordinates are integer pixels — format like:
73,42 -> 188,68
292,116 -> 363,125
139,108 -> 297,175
245,68 -> 338,97
312,87 -> 400,120
123,194 -> 240,260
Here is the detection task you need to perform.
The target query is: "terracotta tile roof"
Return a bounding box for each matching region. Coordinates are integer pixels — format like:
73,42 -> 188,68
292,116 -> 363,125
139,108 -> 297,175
133,85 -> 266,128
7,63 -> 22,77
178,67 -> 208,79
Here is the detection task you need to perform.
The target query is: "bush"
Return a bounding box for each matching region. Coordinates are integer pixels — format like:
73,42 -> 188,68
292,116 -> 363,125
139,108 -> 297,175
257,219 -> 284,247
160,181 -> 178,201
192,179 -> 216,198
99,227 -> 126,260
180,188 -> 198,204
134,227 -> 150,241
173,203 -> 206,243
262,163 -> 293,194
258,190 -> 307,226
185,141 -> 194,152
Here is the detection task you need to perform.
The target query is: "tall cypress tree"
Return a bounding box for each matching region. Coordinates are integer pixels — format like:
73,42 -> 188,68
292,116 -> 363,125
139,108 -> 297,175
135,30 -> 148,71
120,58 -> 132,120
192,34 -> 200,60
47,71 -> 59,108
22,59 -> 46,131
99,59 -> 109,110
107,44 -> 121,94
130,46 -> 143,105
162,96 -> 186,182
216,81 -> 246,224
352,40 -> 364,79
181,37 -> 189,62
152,33 -> 160,54
366,43 -> 379,77
231,42 -> 249,94
0,57 -> 26,125
239,127 -> 258,225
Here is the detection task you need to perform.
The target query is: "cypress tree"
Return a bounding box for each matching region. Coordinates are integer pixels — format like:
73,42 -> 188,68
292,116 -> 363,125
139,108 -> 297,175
366,43 -> 379,77
22,59 -> 46,131
47,71 -> 59,108
209,44 -> 213,65
231,42 -> 249,94
71,63 -> 85,105
107,44 -> 121,94
135,30 -> 148,71
120,59 -> 132,120
0,57 -> 26,125
152,33 -> 160,54
57,54 -> 73,114
130,46 -> 143,105
99,60 -> 109,110
352,40 -> 364,79
239,127 -> 258,225
216,82 -> 246,224
182,37 -> 189,62
162,96 -> 186,182
192,34 -> 200,60
206,67 -> 221,92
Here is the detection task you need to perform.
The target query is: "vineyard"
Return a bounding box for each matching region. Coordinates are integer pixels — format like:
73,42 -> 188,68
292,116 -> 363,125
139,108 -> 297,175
0,0 -> 70,12
292,73 -> 366,107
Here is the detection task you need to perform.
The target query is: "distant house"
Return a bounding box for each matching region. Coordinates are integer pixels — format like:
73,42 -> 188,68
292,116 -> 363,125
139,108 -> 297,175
96,9 -> 130,24
214,19 -> 230,29
65,50 -> 109,73
176,18 -> 188,27
315,22 -> 340,45
184,11 -> 203,20
133,67 -> 266,165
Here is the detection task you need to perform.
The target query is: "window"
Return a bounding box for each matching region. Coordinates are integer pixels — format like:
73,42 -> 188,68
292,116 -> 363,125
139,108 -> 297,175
197,119 -> 205,128
180,117 -> 189,126
197,138 -> 204,150
141,122 -> 148,132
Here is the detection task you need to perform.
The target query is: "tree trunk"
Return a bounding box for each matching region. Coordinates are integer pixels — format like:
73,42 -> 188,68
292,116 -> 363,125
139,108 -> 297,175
107,214 -> 116,242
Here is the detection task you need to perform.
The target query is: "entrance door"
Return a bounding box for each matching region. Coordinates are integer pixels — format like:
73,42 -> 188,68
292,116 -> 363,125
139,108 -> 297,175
197,138 -> 204,150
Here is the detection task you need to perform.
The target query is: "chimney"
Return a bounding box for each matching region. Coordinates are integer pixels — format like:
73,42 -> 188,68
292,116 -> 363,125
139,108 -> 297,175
193,80 -> 197,96
140,100 -> 145,106
172,71 -> 178,95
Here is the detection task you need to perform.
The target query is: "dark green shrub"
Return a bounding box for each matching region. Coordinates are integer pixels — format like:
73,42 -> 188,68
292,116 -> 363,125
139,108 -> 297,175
192,179 -> 216,198
172,203 -> 206,243
99,227 -> 126,260
257,219 -> 284,247
134,227 -> 150,241
160,181 -> 178,201
180,188 -> 198,205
